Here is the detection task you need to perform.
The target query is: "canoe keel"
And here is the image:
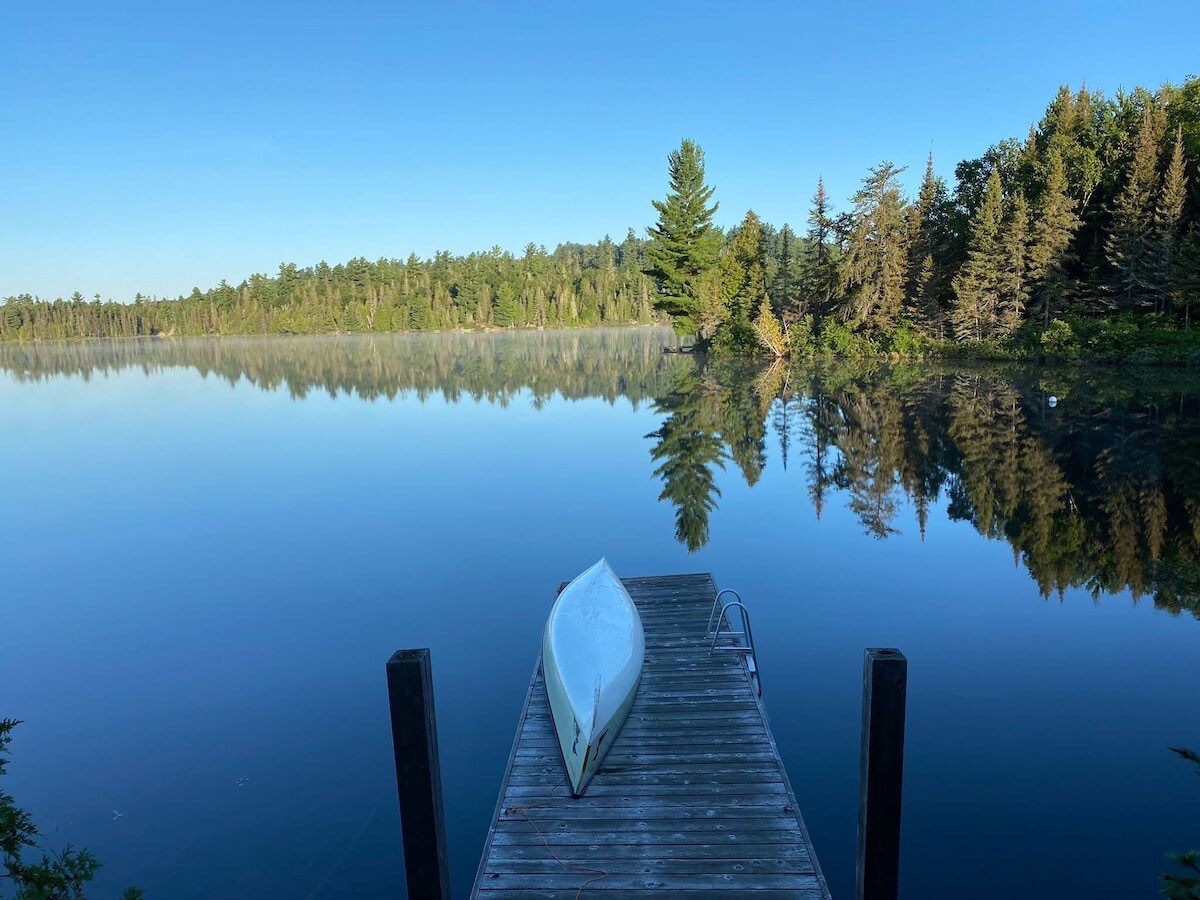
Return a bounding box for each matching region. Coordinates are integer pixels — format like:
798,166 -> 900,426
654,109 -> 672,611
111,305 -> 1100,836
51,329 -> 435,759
544,661 -> 640,797
542,559 -> 645,798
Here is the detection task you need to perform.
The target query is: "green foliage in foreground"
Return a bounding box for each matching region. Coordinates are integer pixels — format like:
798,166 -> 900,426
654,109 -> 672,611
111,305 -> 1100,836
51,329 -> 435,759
1,719 -> 142,900
1163,747 -> 1200,899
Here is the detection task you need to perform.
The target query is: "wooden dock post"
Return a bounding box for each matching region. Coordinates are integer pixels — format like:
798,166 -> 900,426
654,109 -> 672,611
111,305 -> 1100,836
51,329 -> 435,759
386,648 -> 451,900
856,648 -> 907,900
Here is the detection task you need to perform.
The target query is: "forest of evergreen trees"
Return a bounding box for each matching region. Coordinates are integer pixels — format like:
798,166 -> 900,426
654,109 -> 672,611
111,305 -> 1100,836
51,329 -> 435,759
3,78 -> 1199,363
0,238 -> 664,341
645,78 -> 1200,363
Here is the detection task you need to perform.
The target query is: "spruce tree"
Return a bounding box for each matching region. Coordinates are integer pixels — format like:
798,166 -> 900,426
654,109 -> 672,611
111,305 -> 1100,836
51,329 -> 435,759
1037,85 -> 1104,212
493,282 -> 521,326
1149,127 -> 1189,314
645,139 -> 723,339
1106,107 -> 1164,309
721,210 -> 768,329
905,154 -> 950,335
839,163 -> 909,331
1173,226 -> 1200,330
998,190 -> 1030,336
951,167 -> 1005,341
801,178 -> 838,316
906,156 -> 941,276
771,224 -> 800,321
1028,148 -> 1081,327
1017,125 -> 1041,192
910,252 -> 942,338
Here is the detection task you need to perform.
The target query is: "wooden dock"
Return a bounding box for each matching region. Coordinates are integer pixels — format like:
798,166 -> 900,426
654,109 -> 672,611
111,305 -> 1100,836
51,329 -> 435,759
470,572 -> 831,898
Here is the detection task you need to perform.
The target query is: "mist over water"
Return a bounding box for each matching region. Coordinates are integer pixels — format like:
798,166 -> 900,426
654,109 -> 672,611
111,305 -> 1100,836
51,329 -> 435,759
2,328 -> 1197,899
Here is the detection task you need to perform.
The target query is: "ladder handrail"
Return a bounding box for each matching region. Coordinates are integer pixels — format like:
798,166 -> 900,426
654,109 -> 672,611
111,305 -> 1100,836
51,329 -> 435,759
709,600 -> 751,652
706,589 -> 763,697
707,588 -> 743,634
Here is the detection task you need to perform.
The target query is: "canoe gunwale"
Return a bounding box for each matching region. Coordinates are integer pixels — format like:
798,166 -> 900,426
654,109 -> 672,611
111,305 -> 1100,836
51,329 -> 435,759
564,670 -> 642,798
543,559 -> 645,798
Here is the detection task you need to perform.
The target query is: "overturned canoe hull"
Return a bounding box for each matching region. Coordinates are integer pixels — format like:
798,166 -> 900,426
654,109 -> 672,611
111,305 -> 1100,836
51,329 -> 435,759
542,558 -> 645,798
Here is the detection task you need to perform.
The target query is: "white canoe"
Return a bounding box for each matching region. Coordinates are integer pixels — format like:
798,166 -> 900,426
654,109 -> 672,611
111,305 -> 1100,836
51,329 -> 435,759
542,558 -> 645,797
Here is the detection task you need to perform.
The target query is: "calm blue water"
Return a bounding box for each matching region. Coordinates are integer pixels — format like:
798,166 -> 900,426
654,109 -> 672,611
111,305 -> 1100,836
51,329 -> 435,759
1,329 -> 1197,899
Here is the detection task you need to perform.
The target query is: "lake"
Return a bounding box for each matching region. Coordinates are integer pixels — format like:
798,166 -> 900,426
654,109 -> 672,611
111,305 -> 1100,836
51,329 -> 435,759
2,327 -> 1197,899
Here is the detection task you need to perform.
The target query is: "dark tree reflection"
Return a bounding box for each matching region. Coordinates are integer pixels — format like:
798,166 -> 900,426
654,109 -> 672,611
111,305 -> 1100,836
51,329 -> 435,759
0,329 -> 690,406
647,357 -> 1200,618
645,370 -> 727,551
4,333 -> 1197,616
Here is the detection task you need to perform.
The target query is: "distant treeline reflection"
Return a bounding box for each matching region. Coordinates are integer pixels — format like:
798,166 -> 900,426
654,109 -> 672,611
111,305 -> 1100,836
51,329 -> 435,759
3,331 -> 1195,616
650,357 -> 1200,617
0,328 -> 686,406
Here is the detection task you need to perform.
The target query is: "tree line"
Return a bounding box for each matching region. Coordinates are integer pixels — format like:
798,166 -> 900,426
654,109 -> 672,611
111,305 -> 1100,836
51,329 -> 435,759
0,238 -> 665,341
4,77 -> 1199,363
645,79 -> 1200,362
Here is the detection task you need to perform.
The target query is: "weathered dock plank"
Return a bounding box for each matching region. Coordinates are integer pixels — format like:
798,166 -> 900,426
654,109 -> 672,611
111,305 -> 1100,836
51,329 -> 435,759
470,573 -> 830,898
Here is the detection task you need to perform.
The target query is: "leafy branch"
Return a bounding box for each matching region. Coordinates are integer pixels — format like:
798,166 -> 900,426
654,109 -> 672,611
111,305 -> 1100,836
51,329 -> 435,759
1,718 -> 142,900
1163,746 -> 1200,900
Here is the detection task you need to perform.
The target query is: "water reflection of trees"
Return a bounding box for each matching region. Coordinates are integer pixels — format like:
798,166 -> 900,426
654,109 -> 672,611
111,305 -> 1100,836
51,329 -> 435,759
647,358 -> 1200,618
5,331 -> 1196,616
0,329 -> 687,407
646,373 -> 727,551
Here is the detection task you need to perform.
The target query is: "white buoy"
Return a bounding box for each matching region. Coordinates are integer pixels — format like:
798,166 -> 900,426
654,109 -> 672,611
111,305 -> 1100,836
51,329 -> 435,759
1048,396 -> 1058,408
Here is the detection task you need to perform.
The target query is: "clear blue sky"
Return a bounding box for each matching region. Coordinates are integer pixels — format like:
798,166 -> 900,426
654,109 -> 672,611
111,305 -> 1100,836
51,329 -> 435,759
4,0 -> 1198,301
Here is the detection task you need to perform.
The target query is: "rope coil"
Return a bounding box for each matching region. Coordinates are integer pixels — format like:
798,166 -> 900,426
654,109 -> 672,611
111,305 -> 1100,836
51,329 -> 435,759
504,774 -> 609,898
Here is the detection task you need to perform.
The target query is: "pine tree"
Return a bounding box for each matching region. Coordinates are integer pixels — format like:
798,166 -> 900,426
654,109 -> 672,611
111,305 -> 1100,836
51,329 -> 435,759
800,178 -> 838,316
1173,226 -> 1200,330
493,282 -> 521,326
906,156 -> 938,267
1106,107 -> 1164,309
910,253 -> 942,338
1028,148 -> 1080,327
997,190 -> 1030,336
1036,85 -> 1104,212
721,210 -> 768,330
1017,125 -> 1041,191
951,167 -> 1005,341
645,139 -> 723,339
771,224 -> 800,321
1149,127 -> 1189,314
905,154 -> 950,335
839,163 -> 909,331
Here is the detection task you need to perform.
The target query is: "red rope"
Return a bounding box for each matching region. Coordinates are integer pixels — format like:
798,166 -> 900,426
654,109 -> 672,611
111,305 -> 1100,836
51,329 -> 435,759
504,775 -> 609,898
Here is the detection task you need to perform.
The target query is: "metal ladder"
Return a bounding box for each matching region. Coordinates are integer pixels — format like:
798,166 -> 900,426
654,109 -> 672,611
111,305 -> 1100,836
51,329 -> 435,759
705,588 -> 763,696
